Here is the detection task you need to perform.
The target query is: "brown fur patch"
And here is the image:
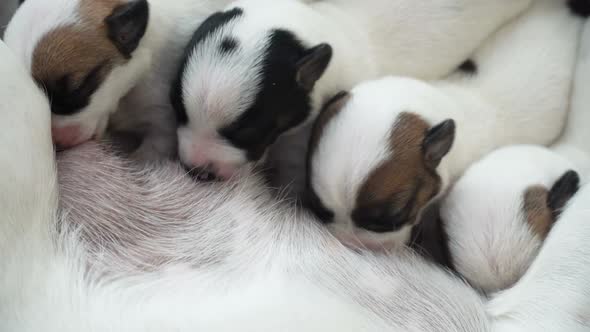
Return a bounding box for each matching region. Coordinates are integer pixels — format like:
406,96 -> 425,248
308,92 -> 351,157
523,185 -> 553,238
356,112 -> 441,226
31,0 -> 125,89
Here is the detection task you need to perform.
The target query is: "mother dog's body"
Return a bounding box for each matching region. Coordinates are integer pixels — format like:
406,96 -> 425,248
1,37 -> 589,330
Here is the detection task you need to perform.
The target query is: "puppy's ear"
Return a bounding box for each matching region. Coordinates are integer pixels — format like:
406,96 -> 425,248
296,43 -> 333,91
422,119 -> 455,169
105,0 -> 150,58
547,170 -> 580,219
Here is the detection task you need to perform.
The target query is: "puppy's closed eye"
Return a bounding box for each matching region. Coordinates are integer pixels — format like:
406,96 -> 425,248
41,61 -> 110,115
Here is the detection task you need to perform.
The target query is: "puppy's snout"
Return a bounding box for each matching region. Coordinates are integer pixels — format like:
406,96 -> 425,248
52,125 -> 90,150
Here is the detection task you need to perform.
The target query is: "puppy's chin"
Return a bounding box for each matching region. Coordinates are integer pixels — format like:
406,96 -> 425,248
328,225 -> 413,252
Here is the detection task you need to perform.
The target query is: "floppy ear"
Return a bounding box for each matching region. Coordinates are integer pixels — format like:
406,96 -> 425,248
105,0 -> 150,58
296,43 -> 333,91
547,170 -> 580,219
422,119 -> 455,169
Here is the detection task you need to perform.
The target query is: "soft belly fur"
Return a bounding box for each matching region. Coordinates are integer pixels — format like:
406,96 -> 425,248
51,142 -> 489,331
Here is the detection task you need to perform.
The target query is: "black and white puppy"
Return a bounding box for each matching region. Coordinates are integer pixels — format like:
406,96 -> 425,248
171,0 -> 534,180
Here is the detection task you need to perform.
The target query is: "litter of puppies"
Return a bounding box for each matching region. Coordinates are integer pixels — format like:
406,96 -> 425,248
1,0 -> 590,330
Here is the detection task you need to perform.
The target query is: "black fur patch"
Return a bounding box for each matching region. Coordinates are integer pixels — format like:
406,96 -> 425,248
105,0 -> 150,59
305,186 -> 335,224
219,29 -> 314,161
568,0 -> 590,17
410,204 -> 453,269
170,7 -> 244,126
457,59 -> 477,75
40,62 -> 109,115
548,170 -> 580,220
321,91 -> 349,111
219,37 -> 239,54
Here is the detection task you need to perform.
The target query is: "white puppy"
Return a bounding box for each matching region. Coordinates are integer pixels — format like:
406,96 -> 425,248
442,17 -> 590,295
307,0 -> 584,250
4,0 -> 230,161
172,0 -> 533,180
1,36 -> 590,332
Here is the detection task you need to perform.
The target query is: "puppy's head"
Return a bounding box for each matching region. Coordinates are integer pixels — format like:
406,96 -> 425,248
441,146 -> 580,293
4,0 -> 151,149
171,4 -> 332,181
306,79 -> 455,251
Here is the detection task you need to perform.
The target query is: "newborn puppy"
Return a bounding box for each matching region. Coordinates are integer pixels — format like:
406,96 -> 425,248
306,0 -> 584,250
4,0 -> 229,161
445,15 -> 590,296
172,0 -> 533,180
442,146 -> 580,294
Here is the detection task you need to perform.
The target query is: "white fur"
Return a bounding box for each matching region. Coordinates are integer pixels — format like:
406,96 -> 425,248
311,0 -> 582,249
1,36 -> 589,331
552,19 -> 590,179
4,0 -> 231,161
178,0 -> 533,172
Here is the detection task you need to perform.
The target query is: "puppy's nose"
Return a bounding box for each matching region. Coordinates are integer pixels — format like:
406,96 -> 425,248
185,164 -> 219,182
52,125 -> 86,150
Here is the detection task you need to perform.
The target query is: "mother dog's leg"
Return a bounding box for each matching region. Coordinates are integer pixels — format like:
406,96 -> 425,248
0,39 -> 59,321
0,39 -> 56,239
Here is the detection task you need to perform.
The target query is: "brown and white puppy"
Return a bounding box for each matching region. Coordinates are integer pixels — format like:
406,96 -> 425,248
445,17 -> 590,295
4,0 -> 229,160
442,145 -> 580,294
306,0 -> 585,250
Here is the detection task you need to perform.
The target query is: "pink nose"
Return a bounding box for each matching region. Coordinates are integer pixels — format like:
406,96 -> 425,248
51,125 -> 87,149
185,149 -> 239,181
